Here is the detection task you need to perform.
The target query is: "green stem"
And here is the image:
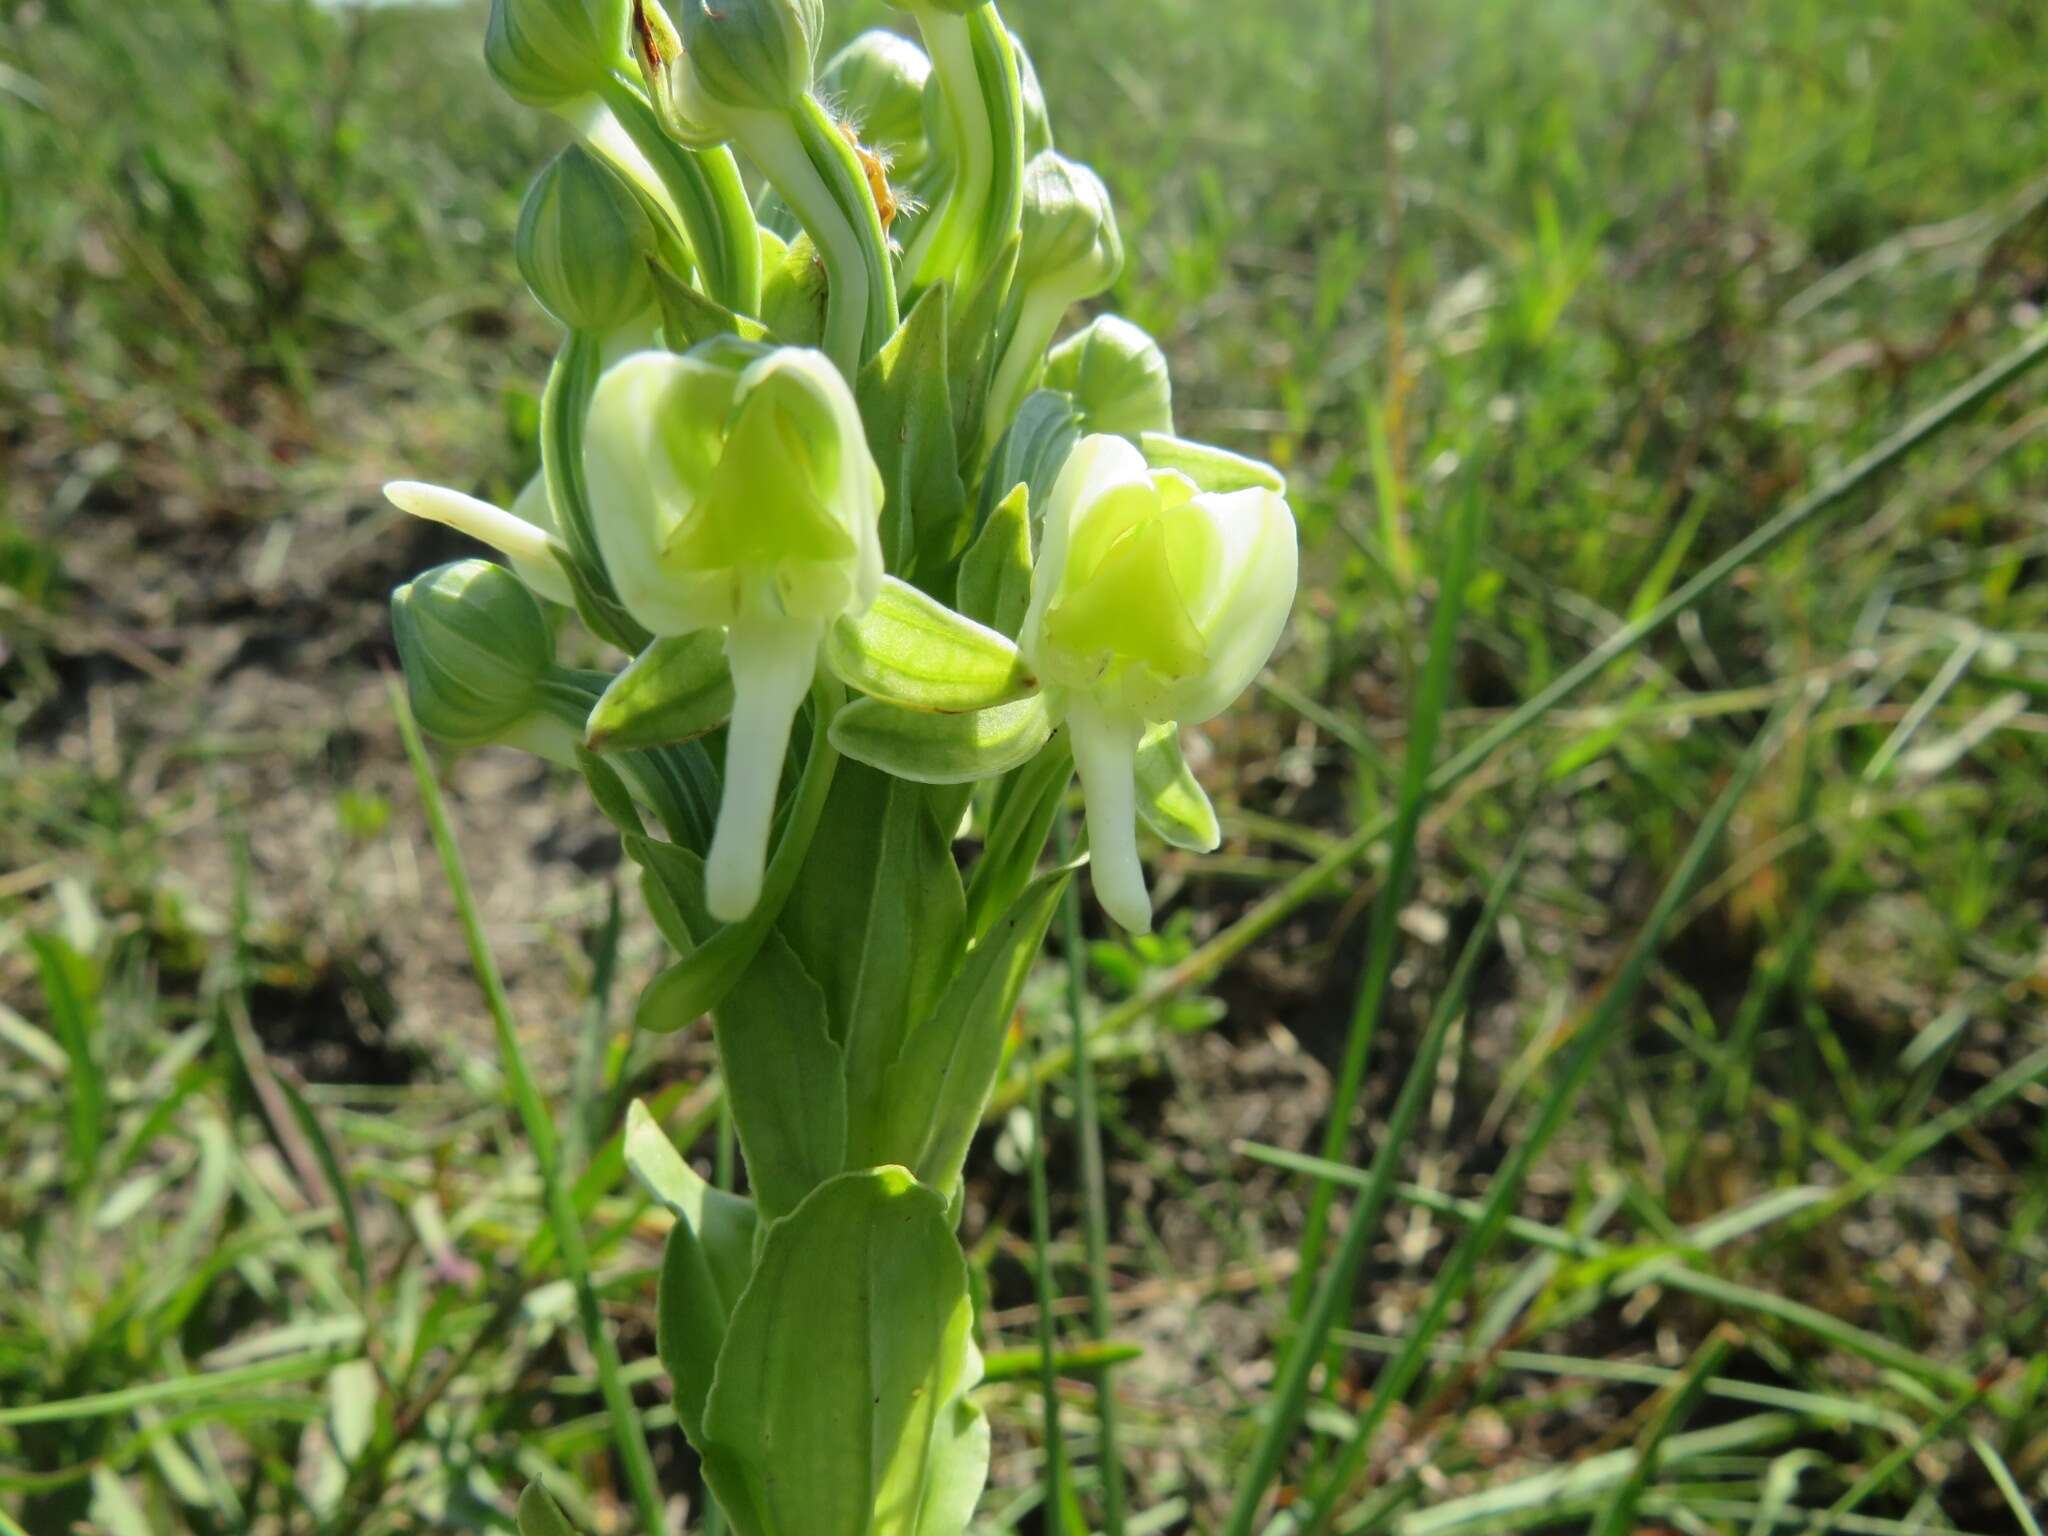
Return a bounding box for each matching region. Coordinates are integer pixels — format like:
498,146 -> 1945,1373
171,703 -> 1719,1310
790,92 -> 899,359
597,75 -> 763,317
903,2 -> 1024,298
1023,1021 -> 1069,1525
391,679 -> 668,1536
1054,816 -> 1124,1536
734,106 -> 872,377
993,322 -> 2048,1114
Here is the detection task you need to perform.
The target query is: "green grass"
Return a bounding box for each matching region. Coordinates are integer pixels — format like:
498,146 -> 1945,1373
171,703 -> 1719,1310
5,0 -> 2048,1532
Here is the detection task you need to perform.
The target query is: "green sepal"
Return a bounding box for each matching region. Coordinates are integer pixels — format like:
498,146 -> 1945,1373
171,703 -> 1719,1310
698,1168 -> 984,1536
1135,723 -> 1220,852
826,575 -> 1033,713
976,388 -> 1080,534
954,482 -> 1032,638
857,285 -> 969,581
650,257 -> 774,351
516,1485 -> 581,1536
1138,431 -> 1286,493
831,693 -> 1053,785
962,736 -> 1072,942
777,766 -> 966,1168
875,864 -> 1073,1188
587,632 -> 734,751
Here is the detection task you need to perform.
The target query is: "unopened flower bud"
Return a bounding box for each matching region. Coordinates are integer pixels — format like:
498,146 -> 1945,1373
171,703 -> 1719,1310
1044,315 -> 1174,441
516,145 -> 658,334
583,343 -> 883,920
669,0 -> 821,115
392,560 -> 558,749
1019,435 -> 1296,931
823,30 -> 933,175
485,0 -> 629,108
1016,151 -> 1122,302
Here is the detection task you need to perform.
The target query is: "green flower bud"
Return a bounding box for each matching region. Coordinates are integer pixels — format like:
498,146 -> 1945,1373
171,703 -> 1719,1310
1016,150 -> 1122,301
630,0 -> 725,147
1044,314 -> 1174,441
1018,434 -> 1296,931
392,560 -> 558,749
516,145 -> 658,334
669,0 -> 821,115
584,343 -> 883,921
823,29 -> 933,175
485,0 -> 629,108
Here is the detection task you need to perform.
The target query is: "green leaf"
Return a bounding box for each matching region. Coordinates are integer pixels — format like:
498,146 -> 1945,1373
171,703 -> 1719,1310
1138,431 -> 1286,493
955,483 -> 1033,639
517,1485 -> 582,1536
28,932 -> 104,1190
978,389 -> 1080,532
695,925 -> 849,1220
587,632 -> 734,750
277,1074 -> 369,1289
649,256 -> 772,348
778,767 -> 966,1167
826,576 -> 1035,713
858,286 -> 969,580
1134,723 -> 1220,852
831,694 -> 1054,785
877,864 -> 1073,1188
573,742 -> 646,839
657,1212 -> 730,1447
700,1169 -> 985,1536
327,1359 -> 378,1465
623,1099 -> 758,1309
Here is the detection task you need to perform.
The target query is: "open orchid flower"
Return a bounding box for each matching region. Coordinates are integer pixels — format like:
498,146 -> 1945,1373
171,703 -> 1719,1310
1019,434 -> 1297,931
581,342 -> 883,921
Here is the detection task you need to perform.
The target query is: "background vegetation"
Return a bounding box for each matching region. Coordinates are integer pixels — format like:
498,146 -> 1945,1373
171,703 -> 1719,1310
3,0 -> 2046,1532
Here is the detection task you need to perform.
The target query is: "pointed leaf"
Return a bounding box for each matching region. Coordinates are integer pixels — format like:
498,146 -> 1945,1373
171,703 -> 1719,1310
587,632 -> 734,750
1138,431 -> 1286,493
876,864 -> 1073,1187
827,576 -> 1034,712
701,1169 -> 984,1536
624,1099 -> 758,1308
955,483 -> 1033,639
517,1485 -> 581,1536
963,740 -> 1073,942
650,256 -> 773,348
1135,723 -> 1221,852
859,286 -> 969,580
778,767 -> 966,1167
831,694 -> 1053,785
977,388 -> 1081,533
657,1215 -> 729,1447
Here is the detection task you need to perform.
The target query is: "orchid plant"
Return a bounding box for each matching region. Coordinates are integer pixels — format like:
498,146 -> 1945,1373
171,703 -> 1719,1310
386,0 -> 1296,1528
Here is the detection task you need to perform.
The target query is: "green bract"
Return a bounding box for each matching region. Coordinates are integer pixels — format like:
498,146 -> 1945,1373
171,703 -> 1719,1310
391,560 -> 557,750
517,145 -> 658,334
1045,313 -> 1175,440
484,0 -> 628,107
1020,434 -> 1298,931
583,342 -> 883,921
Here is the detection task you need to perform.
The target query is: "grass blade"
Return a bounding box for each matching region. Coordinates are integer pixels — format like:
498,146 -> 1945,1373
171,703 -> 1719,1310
390,676 -> 668,1536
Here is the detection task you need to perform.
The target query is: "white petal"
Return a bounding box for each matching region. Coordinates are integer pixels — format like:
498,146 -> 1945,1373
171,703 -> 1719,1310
1067,696 -> 1152,933
384,480 -> 575,607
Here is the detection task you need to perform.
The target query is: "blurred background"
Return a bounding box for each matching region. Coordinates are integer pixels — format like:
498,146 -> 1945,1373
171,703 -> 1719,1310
3,0 -> 2046,1531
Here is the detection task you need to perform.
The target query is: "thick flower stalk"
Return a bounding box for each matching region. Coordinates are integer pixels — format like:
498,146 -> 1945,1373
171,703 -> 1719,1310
384,5 -> 1296,1533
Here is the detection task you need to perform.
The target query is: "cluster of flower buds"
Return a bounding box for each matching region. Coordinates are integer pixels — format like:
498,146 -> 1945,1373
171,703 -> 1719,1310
384,2 -> 1297,1530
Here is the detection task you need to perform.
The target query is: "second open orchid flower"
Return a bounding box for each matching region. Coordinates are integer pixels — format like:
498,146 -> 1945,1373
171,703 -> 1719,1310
581,341 -> 883,922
